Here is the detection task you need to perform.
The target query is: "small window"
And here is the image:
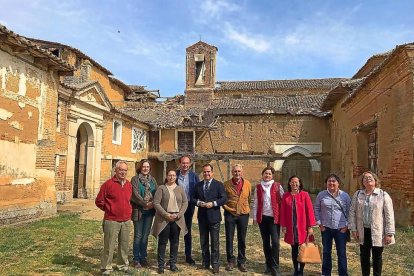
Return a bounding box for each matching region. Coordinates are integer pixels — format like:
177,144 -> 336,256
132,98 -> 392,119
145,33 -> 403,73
177,131 -> 194,153
112,119 -> 122,145
149,131 -> 160,152
131,127 -> 146,153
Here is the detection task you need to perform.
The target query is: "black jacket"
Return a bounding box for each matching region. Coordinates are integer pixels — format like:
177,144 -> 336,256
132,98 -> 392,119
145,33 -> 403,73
193,178 -> 227,224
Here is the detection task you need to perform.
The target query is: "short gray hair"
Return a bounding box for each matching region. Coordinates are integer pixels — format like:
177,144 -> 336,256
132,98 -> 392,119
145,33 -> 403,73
232,164 -> 243,171
115,160 -> 128,170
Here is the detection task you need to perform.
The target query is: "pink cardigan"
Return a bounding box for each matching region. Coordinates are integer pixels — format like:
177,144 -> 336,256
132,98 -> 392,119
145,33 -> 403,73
280,191 -> 316,245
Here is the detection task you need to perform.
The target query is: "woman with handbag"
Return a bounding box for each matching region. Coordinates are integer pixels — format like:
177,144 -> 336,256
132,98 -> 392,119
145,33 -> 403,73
131,159 -> 157,268
281,175 -> 316,276
253,166 -> 284,276
349,171 -> 395,276
314,173 -> 351,276
152,169 -> 188,274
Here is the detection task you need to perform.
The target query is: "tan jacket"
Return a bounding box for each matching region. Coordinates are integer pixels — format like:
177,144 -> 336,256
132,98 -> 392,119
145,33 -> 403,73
349,188 -> 395,247
223,178 -> 252,216
151,184 -> 188,238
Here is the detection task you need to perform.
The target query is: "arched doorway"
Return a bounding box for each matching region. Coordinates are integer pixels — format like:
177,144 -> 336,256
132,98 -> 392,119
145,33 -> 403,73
281,153 -> 312,190
73,123 -> 91,198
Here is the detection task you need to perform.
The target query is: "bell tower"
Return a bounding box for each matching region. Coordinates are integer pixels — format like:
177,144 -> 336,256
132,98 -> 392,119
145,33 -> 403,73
184,41 -> 217,107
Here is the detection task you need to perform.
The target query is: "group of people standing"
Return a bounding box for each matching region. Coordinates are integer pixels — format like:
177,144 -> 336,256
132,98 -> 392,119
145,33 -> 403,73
95,157 -> 395,276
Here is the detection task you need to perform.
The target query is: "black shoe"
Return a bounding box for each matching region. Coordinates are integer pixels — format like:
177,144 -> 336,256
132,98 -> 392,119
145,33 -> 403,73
264,267 -> 271,274
140,259 -> 149,267
157,267 -> 164,274
213,266 -> 220,274
203,263 -> 210,269
170,264 -> 178,272
185,257 -> 196,266
238,263 -> 248,272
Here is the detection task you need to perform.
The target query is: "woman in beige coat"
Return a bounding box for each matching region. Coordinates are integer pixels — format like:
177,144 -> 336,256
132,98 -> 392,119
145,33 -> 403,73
349,171 -> 395,276
152,169 -> 188,274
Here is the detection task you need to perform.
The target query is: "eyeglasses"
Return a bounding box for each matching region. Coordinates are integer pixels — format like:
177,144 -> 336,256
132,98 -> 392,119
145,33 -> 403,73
363,176 -> 374,181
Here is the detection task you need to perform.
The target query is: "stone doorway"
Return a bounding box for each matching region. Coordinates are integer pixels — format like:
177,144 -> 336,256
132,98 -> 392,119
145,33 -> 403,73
281,153 -> 312,191
73,122 -> 92,198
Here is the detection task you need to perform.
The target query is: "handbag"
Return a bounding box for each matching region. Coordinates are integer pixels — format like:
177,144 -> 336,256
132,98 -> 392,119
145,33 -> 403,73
327,192 -> 351,242
297,234 -> 322,264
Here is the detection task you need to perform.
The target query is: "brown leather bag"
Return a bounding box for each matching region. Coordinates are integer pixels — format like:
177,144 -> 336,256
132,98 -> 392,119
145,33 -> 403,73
297,234 -> 322,264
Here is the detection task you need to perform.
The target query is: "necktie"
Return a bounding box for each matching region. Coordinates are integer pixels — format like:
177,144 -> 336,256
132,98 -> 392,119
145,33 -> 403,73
204,181 -> 209,195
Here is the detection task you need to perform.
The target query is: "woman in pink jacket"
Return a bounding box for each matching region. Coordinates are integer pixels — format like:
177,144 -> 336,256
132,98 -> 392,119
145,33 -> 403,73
281,175 -> 316,276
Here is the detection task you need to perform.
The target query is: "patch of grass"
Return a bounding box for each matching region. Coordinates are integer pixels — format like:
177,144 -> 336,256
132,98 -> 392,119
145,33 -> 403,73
0,214 -> 412,275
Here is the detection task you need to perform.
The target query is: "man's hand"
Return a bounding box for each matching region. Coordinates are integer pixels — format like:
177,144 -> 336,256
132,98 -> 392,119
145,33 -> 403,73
319,225 -> 325,232
205,202 -> 214,208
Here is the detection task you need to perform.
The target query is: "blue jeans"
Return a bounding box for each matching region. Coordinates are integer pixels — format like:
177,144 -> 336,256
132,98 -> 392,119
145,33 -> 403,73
133,213 -> 154,262
321,227 -> 348,276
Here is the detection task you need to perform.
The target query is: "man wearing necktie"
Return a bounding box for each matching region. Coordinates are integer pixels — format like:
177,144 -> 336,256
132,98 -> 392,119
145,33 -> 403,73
193,164 -> 227,274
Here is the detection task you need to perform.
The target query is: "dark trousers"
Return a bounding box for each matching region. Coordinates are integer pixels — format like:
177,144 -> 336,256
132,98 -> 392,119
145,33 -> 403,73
291,244 -> 305,276
321,227 -> 348,276
360,227 -> 384,276
224,211 -> 249,264
199,220 -> 220,269
184,203 -> 195,258
157,221 -> 181,268
258,215 -> 280,274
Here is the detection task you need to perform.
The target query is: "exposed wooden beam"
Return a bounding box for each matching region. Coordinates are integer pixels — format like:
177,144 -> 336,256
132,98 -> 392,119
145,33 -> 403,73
148,152 -> 331,162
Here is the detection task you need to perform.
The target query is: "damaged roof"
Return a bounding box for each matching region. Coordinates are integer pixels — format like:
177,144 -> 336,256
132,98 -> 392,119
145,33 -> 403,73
119,93 -> 330,129
320,78 -> 366,111
0,24 -> 73,72
116,95 -> 202,129
215,78 -> 346,91
26,37 -> 113,75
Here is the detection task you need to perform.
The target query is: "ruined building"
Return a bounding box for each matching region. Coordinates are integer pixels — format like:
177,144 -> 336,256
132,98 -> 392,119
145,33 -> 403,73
1,25 -> 413,225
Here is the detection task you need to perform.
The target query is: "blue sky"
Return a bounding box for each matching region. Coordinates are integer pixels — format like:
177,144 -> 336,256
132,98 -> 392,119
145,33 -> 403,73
1,0 -> 413,97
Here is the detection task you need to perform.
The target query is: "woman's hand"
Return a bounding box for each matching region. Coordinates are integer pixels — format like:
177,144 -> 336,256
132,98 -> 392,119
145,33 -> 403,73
352,231 -> 359,241
253,220 -> 257,225
384,235 -> 393,245
146,202 -> 154,209
281,227 -> 287,234
166,214 -> 176,222
307,227 -> 314,235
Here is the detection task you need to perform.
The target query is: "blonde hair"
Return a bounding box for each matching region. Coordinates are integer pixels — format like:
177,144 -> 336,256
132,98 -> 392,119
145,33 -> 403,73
360,171 -> 380,188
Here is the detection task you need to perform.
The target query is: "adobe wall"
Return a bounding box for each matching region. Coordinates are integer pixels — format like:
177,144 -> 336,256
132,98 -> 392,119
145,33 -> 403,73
330,48 -> 414,225
195,114 -> 331,189
0,50 -> 57,224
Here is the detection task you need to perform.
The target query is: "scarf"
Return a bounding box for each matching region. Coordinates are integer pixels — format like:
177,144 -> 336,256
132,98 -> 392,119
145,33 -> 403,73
139,173 -> 153,202
261,180 -> 274,211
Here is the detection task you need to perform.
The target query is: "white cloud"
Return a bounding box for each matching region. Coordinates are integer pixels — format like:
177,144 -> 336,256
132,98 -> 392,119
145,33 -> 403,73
201,0 -> 241,18
223,23 -> 270,53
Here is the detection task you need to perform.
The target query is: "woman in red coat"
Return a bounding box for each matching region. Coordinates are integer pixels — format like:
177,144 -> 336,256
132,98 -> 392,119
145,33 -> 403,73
280,175 -> 316,276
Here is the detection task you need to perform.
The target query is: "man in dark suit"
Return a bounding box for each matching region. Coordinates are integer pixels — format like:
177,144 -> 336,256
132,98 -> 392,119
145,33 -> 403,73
193,164 -> 227,274
176,155 -> 200,265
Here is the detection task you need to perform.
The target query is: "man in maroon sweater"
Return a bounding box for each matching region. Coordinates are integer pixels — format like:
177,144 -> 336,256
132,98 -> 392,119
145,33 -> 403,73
95,160 -> 132,275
